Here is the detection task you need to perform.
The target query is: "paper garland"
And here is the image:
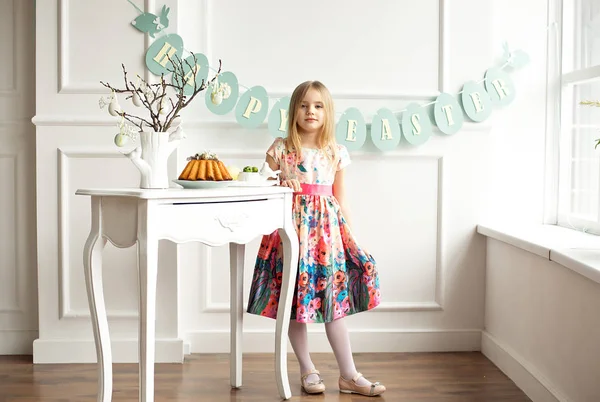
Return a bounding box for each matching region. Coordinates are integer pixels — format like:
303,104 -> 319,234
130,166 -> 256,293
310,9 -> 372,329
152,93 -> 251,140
335,108 -> 367,151
267,96 -> 290,136
130,2 -> 170,38
173,53 -> 209,96
235,86 -> 270,128
129,2 -> 529,150
371,108 -> 401,151
204,72 -> 239,115
434,93 -> 463,135
144,34 -> 183,76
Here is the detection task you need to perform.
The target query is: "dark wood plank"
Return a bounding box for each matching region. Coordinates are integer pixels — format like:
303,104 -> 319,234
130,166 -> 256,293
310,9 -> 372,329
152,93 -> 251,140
0,352 -> 530,401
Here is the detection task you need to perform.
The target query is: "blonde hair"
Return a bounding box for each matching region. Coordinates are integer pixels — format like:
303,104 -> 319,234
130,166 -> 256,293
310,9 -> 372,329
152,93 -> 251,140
285,80 -> 338,164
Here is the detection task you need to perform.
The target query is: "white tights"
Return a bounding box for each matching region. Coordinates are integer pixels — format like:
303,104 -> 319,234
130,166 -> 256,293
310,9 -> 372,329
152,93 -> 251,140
288,318 -> 372,386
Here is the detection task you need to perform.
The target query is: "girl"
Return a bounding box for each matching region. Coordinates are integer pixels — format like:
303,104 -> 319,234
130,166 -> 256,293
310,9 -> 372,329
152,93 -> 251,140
247,81 -> 385,397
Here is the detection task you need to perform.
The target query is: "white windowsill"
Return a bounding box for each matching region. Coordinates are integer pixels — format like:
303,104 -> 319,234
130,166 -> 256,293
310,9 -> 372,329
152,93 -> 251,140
477,223 -> 600,285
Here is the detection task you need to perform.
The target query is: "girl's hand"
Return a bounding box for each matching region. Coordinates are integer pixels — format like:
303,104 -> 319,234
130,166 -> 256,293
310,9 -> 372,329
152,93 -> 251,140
280,179 -> 302,192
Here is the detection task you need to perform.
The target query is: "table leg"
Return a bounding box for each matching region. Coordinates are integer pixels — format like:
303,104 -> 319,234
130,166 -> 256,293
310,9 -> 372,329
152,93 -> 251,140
276,224 -> 299,400
83,197 -> 112,402
138,231 -> 159,402
229,243 -> 245,388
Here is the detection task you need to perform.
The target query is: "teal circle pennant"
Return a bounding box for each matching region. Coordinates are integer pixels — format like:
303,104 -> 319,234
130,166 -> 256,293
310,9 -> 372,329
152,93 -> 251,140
401,103 -> 432,146
172,53 -> 209,96
268,96 -> 290,138
235,86 -> 269,128
145,34 -> 184,76
335,108 -> 366,151
461,81 -> 493,122
434,93 -> 464,135
371,108 -> 401,151
484,67 -> 516,106
205,71 -> 239,115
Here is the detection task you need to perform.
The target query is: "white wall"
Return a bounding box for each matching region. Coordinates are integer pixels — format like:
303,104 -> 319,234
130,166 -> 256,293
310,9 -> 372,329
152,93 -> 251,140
480,2 -> 600,401
0,0 -> 37,354
30,0 -> 501,362
486,0 -> 550,224
483,239 -> 600,402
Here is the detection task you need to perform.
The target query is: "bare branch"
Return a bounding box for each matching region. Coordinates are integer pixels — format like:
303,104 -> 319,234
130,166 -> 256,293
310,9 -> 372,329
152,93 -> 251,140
101,57 -> 222,133
118,111 -> 151,131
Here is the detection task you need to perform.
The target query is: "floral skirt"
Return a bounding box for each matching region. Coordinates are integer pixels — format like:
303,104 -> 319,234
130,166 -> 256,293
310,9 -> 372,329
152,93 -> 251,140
246,194 -> 381,323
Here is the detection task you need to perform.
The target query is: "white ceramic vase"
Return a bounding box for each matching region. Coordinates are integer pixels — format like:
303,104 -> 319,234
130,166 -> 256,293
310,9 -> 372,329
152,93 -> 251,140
125,127 -> 185,189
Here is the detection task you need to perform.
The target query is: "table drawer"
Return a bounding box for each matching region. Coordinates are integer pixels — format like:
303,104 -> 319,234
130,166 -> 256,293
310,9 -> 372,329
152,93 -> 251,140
155,198 -> 286,245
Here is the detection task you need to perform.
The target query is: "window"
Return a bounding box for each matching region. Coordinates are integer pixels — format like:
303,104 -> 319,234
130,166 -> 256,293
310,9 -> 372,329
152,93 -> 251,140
556,0 -> 600,234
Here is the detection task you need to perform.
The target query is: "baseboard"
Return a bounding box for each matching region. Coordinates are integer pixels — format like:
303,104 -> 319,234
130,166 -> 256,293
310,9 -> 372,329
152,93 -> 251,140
0,330 -> 38,354
186,329 -> 482,353
32,338 -> 184,363
481,331 -> 569,402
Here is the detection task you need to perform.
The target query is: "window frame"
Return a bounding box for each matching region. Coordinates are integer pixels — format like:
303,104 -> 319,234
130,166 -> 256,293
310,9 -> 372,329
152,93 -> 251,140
546,0 -> 600,235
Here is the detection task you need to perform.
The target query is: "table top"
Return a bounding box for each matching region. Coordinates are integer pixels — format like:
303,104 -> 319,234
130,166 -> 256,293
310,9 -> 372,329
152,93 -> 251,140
75,186 -> 293,200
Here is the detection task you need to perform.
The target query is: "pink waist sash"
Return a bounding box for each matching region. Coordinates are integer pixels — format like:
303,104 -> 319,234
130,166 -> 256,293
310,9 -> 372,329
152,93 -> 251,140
294,183 -> 333,196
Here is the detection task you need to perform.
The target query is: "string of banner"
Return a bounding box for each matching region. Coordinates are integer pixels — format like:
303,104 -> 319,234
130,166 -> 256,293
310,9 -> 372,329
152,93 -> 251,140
126,1 -> 530,151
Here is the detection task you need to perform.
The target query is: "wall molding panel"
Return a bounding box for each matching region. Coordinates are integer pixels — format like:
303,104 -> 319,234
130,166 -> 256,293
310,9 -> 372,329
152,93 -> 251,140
0,151 -> 21,313
0,0 -> 36,356
32,0 -> 494,360
56,148 -> 138,320
58,0 -> 447,99
204,0 -> 448,100
199,151 -> 446,314
57,0 -> 155,94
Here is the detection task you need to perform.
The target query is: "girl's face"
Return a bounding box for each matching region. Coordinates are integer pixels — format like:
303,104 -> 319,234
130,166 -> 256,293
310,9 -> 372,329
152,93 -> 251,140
295,88 -> 325,135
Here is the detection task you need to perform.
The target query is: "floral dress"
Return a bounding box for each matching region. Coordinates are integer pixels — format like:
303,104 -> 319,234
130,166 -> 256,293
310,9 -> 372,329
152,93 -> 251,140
246,137 -> 381,323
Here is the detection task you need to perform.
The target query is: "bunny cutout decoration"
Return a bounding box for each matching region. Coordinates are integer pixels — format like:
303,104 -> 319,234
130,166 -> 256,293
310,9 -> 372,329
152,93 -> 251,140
131,5 -> 170,38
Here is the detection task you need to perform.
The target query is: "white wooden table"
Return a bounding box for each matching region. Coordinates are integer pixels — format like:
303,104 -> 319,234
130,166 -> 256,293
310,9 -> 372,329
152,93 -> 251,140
75,187 -> 299,402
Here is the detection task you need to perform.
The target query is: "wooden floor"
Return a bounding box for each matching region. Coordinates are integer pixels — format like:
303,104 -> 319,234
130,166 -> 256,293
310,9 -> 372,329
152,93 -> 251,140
0,352 -> 530,401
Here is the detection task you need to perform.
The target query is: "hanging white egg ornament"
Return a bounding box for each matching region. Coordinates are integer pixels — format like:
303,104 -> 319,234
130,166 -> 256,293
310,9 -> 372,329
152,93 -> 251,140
141,83 -> 154,103
222,83 -> 232,99
114,133 -> 129,147
211,92 -> 223,105
132,91 -> 143,107
108,98 -> 121,116
158,97 -> 167,114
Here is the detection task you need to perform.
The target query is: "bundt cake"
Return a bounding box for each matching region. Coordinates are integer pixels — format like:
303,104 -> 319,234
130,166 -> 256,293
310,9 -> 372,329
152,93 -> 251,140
178,151 -> 233,181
